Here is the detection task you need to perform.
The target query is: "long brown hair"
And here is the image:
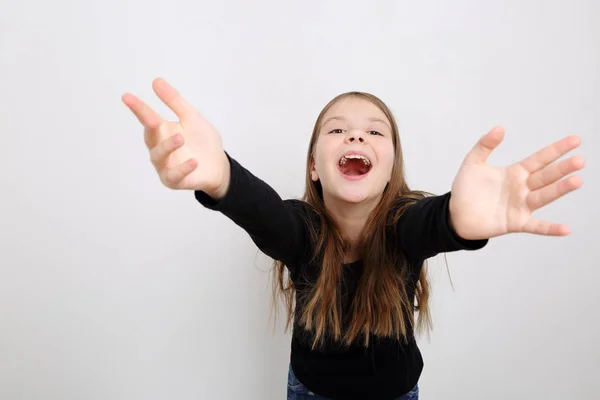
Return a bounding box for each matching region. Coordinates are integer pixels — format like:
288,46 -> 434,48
271,92 -> 434,349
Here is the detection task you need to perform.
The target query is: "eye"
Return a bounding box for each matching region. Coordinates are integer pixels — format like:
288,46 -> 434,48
369,131 -> 383,136
329,129 -> 345,134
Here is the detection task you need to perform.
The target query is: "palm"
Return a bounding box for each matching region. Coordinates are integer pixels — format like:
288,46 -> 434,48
161,116 -> 224,190
449,127 -> 585,240
122,78 -> 227,192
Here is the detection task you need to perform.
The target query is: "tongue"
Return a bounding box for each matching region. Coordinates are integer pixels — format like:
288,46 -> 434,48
340,159 -> 370,176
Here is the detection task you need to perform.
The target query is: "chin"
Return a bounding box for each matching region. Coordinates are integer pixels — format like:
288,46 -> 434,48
335,188 -> 375,204
320,172 -> 386,205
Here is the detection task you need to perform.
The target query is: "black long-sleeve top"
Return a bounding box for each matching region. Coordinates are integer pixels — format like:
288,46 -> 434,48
194,153 -> 488,399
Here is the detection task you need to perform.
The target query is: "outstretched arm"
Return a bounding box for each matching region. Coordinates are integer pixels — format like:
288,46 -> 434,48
194,153 -> 313,266
122,78 -> 312,266
396,127 -> 584,261
395,192 -> 489,261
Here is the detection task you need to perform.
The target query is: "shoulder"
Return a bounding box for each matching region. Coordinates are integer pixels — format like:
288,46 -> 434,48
283,198 -> 309,208
281,199 -> 322,267
282,199 -> 321,229
284,198 -> 318,214
283,199 -> 314,215
388,190 -> 434,220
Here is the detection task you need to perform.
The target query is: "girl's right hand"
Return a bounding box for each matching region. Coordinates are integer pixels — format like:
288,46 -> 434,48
122,78 -> 230,198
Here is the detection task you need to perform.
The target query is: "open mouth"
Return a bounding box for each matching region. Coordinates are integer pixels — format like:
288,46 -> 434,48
338,154 -> 372,177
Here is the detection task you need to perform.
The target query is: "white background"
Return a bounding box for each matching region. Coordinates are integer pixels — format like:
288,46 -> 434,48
1,0 -> 598,399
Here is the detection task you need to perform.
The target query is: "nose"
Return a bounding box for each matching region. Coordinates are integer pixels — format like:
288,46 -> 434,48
344,130 -> 366,144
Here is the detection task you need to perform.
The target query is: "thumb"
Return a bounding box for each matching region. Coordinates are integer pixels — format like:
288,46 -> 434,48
463,126 -> 505,165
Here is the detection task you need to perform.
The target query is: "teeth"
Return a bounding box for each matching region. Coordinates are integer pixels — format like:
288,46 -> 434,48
339,154 -> 371,166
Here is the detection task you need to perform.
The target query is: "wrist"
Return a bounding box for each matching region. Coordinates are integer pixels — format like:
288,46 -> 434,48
448,194 -> 462,237
205,152 -> 231,200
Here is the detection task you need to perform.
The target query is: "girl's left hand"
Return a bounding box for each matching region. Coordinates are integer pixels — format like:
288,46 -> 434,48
449,126 -> 585,240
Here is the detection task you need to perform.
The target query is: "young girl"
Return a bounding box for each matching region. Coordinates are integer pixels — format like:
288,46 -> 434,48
122,78 -> 584,400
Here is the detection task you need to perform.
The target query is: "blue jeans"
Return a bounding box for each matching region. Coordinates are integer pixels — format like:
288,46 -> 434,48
287,365 -> 419,399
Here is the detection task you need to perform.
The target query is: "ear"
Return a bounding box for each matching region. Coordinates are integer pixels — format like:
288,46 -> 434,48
310,158 -> 319,181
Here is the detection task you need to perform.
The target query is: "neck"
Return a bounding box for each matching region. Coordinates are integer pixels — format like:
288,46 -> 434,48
323,194 -> 380,262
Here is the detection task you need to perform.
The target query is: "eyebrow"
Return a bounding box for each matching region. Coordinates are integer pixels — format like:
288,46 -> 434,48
321,116 -> 392,132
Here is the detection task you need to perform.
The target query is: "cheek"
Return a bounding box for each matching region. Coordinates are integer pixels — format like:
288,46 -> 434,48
311,147 -> 327,179
314,139 -> 336,170
378,146 -> 396,177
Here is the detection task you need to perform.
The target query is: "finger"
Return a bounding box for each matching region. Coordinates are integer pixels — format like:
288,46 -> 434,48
463,126 -> 505,165
527,175 -> 583,211
149,133 -> 185,167
522,216 -> 571,236
527,155 -> 585,191
161,158 -> 198,188
121,93 -> 164,130
152,77 -> 196,121
520,135 -> 581,174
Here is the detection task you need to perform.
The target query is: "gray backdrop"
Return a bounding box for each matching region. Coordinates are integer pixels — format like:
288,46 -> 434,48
1,0 -> 597,399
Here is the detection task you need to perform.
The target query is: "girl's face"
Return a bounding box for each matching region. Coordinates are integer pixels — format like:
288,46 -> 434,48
311,97 -> 396,205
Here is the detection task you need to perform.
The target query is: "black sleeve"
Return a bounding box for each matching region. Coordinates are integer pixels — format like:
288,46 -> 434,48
396,191 -> 488,261
194,152 -> 312,267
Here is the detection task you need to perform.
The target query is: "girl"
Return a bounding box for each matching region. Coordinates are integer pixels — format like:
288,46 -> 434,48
122,78 -> 584,400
